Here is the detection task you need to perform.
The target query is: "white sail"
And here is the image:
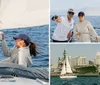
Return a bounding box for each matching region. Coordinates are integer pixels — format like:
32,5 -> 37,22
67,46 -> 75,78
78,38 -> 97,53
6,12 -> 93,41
65,56 -> 73,73
60,56 -> 77,79
60,60 -> 66,75
0,0 -> 49,29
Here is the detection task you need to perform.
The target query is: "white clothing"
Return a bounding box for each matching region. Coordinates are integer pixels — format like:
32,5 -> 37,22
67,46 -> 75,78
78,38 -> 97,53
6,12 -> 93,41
18,47 -> 32,67
52,16 -> 74,41
74,21 -> 98,42
1,40 -> 32,67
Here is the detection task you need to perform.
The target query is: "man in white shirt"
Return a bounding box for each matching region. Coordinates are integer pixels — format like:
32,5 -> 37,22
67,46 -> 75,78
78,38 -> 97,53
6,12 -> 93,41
51,9 -> 75,42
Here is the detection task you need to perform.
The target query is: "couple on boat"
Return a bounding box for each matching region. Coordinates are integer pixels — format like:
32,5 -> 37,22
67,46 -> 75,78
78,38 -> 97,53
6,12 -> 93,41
51,9 -> 99,42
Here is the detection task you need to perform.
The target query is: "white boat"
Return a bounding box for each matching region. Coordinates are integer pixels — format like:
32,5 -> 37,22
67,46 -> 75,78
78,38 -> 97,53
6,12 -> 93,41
0,62 -> 49,85
60,56 -> 77,79
0,77 -> 48,85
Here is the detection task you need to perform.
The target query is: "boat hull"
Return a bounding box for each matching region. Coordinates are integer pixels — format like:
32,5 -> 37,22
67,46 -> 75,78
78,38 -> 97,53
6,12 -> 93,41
0,77 -> 48,85
60,75 -> 77,79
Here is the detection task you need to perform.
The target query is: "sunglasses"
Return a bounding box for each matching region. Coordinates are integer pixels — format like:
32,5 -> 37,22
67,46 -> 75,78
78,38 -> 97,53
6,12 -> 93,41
68,12 -> 74,15
78,14 -> 84,17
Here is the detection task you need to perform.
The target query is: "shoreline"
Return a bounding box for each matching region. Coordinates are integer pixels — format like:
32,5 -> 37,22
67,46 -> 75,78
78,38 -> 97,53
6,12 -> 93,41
51,74 -> 100,77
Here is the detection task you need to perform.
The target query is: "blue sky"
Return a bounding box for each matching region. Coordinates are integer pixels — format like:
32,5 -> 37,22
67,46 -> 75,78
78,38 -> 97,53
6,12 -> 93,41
51,44 -> 100,67
51,0 -> 100,11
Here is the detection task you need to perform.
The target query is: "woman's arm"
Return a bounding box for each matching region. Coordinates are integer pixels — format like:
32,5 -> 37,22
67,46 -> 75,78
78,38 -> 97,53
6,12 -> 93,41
74,24 -> 82,41
74,24 -> 79,38
88,22 -> 98,38
0,57 -> 10,62
1,40 -> 13,57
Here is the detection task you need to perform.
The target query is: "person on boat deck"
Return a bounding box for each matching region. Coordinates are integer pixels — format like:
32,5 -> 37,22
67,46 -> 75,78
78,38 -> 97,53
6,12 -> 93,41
0,33 -> 38,67
51,9 -> 75,42
74,11 -> 99,42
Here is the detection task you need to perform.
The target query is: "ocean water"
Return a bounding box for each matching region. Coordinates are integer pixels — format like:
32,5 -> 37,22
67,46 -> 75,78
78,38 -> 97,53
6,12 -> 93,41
0,25 -> 49,67
50,16 -> 100,40
51,77 -> 100,85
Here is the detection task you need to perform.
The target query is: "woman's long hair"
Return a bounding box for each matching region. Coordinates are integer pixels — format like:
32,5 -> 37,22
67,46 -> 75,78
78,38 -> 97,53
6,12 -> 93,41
24,41 -> 38,56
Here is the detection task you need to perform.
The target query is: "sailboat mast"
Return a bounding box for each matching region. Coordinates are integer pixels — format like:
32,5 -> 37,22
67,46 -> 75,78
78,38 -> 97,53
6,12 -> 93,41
64,49 -> 67,74
63,49 -> 66,60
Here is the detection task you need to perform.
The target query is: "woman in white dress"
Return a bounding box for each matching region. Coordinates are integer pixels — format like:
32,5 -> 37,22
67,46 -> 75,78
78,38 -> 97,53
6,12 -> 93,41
74,11 -> 98,42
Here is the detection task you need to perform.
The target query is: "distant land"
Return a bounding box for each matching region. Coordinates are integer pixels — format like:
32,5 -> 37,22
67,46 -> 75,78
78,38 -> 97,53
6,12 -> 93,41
51,7 -> 100,16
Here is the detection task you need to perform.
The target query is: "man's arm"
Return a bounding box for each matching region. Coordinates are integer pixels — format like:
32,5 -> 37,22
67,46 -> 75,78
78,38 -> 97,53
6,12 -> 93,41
51,15 -> 62,23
